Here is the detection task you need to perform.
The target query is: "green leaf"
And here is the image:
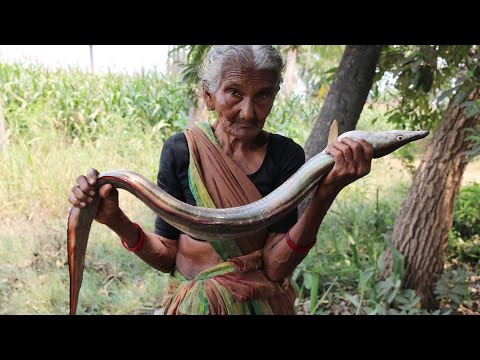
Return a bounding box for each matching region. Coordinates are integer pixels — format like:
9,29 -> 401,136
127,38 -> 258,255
387,280 -> 401,303
376,250 -> 387,273
450,294 -> 461,304
465,103 -> 480,118
420,67 -> 434,92
437,87 -> 456,103
344,293 -> 360,308
303,272 -> 312,290
359,268 -> 374,291
373,303 -> 387,315
452,286 -> 466,295
385,237 -> 405,279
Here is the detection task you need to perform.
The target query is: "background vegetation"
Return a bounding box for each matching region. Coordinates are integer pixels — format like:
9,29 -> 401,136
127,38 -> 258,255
1,47 -> 478,314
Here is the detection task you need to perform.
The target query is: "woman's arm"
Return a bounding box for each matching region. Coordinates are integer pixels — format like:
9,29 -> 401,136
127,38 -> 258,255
69,167 -> 178,274
104,210 -> 177,273
102,135 -> 184,272
263,137 -> 374,282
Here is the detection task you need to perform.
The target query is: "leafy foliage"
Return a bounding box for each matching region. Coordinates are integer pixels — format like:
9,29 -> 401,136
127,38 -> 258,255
467,125 -> 480,159
286,45 -> 345,103
170,45 -> 211,100
0,61 -> 323,314
434,268 -> 471,306
294,181 -> 416,314
294,45 -> 345,100
453,182 -> 480,238
0,63 -> 191,142
265,94 -> 322,145
375,45 -> 480,131
448,183 -> 480,265
2,51 -> 479,314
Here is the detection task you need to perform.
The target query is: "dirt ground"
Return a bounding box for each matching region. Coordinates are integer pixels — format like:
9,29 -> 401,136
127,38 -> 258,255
462,158 -> 480,185
381,156 -> 480,186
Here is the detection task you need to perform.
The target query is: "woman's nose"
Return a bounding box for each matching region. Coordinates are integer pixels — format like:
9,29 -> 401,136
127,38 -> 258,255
240,100 -> 254,121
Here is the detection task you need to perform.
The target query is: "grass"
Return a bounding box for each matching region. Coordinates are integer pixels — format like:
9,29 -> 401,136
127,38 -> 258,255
1,62 -> 478,315
0,100 -> 170,314
0,215 -> 167,314
0,127 -> 168,314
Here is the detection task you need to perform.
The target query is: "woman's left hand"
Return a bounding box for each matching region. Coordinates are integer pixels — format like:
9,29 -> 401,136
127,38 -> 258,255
320,137 -> 374,191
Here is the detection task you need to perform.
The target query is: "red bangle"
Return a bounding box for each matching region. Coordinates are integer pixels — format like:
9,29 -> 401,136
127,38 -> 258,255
121,222 -> 145,252
285,228 -> 316,253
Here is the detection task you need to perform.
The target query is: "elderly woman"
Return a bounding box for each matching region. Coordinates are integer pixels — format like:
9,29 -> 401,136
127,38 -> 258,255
69,45 -> 373,314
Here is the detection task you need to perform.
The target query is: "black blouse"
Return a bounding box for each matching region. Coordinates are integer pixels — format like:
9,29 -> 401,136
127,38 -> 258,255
154,131 -> 306,240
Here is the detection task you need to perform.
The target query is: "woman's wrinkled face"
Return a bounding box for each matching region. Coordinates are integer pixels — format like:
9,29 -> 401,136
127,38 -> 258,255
205,63 -> 279,141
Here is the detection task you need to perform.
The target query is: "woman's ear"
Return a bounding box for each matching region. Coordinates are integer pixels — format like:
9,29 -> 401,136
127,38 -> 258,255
202,81 -> 215,111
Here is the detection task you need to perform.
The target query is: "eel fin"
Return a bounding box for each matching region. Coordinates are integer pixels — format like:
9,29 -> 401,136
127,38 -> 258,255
327,119 -> 339,145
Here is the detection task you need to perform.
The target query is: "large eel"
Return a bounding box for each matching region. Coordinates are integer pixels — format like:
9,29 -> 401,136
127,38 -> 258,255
67,129 -> 428,314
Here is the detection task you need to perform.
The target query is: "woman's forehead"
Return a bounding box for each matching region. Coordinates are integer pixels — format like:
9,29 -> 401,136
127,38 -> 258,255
220,64 -> 278,86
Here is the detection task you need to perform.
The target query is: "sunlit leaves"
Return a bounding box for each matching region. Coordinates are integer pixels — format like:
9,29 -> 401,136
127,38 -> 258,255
376,45 -> 480,132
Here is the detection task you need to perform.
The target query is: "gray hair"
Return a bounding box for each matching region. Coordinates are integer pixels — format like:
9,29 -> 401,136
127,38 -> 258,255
198,45 -> 285,93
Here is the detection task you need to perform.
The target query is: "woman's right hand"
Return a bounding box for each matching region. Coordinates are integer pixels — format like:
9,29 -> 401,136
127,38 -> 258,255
68,168 -> 122,225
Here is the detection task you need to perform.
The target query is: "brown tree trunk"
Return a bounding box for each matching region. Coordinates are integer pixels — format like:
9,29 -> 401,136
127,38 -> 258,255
386,86 -> 480,310
299,45 -> 382,215
303,45 -> 383,162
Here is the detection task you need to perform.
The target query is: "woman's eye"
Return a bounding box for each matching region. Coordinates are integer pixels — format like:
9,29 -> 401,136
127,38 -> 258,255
256,92 -> 270,101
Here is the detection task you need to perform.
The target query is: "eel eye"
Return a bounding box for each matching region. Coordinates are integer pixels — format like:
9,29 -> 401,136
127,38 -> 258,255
397,135 -> 405,141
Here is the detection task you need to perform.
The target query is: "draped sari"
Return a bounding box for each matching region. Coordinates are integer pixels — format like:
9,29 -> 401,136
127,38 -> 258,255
163,122 -> 296,315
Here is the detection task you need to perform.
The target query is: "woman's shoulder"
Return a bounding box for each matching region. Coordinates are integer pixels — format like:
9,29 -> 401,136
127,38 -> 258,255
268,133 -> 304,155
161,132 -> 189,167
162,132 -> 189,157
164,132 -> 187,149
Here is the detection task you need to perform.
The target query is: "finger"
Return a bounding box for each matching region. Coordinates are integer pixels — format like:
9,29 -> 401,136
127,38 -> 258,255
332,140 -> 354,166
98,183 -> 116,199
76,175 -> 95,196
86,168 -> 100,186
359,140 -> 373,175
72,185 -> 93,203
357,139 -> 374,161
343,138 -> 373,175
352,139 -> 373,174
68,194 -> 86,208
71,184 -> 91,203
341,138 -> 364,166
326,145 -> 349,168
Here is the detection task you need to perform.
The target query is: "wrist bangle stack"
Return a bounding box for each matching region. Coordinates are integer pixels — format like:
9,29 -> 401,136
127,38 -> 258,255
285,227 -> 316,253
121,222 -> 145,252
